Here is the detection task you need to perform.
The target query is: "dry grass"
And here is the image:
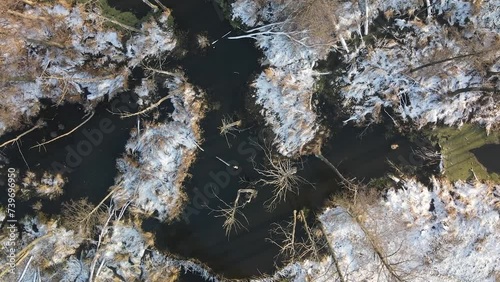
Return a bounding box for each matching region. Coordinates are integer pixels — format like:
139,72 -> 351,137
430,124 -> 500,181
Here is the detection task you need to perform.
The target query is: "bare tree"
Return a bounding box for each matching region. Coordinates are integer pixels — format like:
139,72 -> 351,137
330,187 -> 412,282
228,0 -> 356,52
61,197 -> 107,239
298,210 -> 321,260
268,210 -> 299,263
314,146 -> 361,204
343,205 -> 406,282
267,209 -> 348,282
268,210 -> 324,262
88,202 -> 122,282
251,140 -> 313,211
207,188 -> 258,237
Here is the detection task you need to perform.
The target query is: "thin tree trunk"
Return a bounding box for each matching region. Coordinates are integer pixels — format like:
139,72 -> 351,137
0,123 -> 43,148
7,10 -> 48,21
409,51 -> 488,73
339,35 -> 349,53
425,0 -> 432,22
299,210 -> 320,260
26,38 -> 65,49
96,14 -> 143,34
142,0 -> 158,11
447,86 -> 498,96
315,154 -> 350,184
318,220 -> 346,282
358,0 -> 369,35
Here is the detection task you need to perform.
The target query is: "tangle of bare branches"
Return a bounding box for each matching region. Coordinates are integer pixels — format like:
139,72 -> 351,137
252,140 -> 313,211
207,188 -> 258,237
218,115 -> 241,148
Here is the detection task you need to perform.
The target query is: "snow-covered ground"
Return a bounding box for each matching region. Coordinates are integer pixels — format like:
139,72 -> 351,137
113,74 -> 206,221
257,178 -> 499,282
1,1 -> 499,281
0,214 -> 216,282
252,66 -> 320,156
0,3 -> 176,136
340,12 -> 500,131
0,4 -> 212,281
232,0 -> 325,157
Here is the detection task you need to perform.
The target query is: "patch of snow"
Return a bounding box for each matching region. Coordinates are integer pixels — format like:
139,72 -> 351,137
0,4 -> 177,137
260,178 -> 499,281
126,12 -> 177,67
434,0 -> 500,32
339,19 -> 499,129
253,66 -> 319,157
232,1 -> 323,156
231,0 -> 259,26
60,256 -> 89,282
134,78 -> 157,106
114,75 -> 205,221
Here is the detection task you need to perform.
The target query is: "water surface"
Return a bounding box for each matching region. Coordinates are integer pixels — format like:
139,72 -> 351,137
471,144 -> 500,174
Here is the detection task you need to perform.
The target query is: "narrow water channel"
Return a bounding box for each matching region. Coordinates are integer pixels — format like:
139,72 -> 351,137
0,96 -> 138,217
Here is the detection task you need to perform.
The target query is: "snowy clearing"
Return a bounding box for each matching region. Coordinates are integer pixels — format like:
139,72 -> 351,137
258,178 -> 500,282
113,74 -> 206,221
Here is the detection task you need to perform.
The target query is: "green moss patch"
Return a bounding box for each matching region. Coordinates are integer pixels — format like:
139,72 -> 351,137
76,0 -> 141,29
430,124 -> 500,182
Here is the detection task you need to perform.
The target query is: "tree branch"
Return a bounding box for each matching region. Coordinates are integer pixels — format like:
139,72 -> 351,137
30,112 -> 95,149
409,51 -> 489,73
119,95 -> 170,118
447,86 -> 498,96
0,122 -> 44,148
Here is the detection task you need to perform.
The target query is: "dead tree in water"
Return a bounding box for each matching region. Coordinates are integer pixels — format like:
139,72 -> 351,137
315,152 -> 360,204
251,140 -> 313,211
208,188 -> 258,237
267,208 -> 347,280
218,115 -> 241,148
268,210 -> 299,262
268,209 -> 321,262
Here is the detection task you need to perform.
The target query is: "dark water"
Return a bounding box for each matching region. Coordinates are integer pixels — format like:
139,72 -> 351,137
471,144 -> 500,174
107,0 -> 151,18
178,272 -> 210,282
0,97 -> 137,217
